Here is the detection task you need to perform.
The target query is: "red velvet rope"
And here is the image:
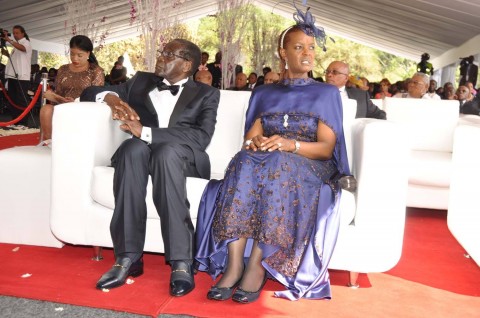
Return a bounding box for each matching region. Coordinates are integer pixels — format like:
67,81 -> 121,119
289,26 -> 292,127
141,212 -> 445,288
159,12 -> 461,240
0,81 -> 33,110
0,83 -> 43,127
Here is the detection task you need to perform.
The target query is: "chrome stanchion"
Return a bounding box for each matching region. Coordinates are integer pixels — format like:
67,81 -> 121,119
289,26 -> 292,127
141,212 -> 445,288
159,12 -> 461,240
41,73 -> 48,107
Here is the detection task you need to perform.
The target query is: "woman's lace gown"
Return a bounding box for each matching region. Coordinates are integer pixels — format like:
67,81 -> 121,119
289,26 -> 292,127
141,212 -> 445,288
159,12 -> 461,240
195,78 -> 350,300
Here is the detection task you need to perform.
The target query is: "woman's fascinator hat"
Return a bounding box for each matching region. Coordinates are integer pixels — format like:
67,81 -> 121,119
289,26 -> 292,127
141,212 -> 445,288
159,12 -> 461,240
280,1 -> 332,52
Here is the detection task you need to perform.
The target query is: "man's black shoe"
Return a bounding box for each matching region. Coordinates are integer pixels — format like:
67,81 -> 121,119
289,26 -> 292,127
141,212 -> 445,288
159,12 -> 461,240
169,260 -> 195,297
96,257 -> 143,290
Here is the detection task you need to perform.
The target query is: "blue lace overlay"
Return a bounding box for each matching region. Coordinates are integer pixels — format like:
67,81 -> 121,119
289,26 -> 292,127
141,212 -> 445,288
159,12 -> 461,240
212,114 -> 337,277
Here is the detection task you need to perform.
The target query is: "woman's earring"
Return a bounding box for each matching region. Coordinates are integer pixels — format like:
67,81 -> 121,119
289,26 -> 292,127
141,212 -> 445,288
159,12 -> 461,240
285,60 -> 288,70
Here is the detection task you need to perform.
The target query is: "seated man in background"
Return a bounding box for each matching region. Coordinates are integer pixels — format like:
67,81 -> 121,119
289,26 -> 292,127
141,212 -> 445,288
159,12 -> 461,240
423,79 -> 441,100
440,82 -> 456,100
227,72 -> 251,91
194,70 -> 213,86
457,85 -> 480,115
394,72 -> 429,99
264,71 -> 280,84
325,61 -> 386,119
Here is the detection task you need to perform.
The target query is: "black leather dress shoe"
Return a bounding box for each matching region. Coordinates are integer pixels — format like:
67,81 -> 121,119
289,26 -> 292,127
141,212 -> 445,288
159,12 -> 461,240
169,260 -> 195,297
96,257 -> 144,290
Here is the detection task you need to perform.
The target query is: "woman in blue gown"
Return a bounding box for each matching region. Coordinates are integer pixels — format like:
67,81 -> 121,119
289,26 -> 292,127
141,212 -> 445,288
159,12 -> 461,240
195,8 -> 350,303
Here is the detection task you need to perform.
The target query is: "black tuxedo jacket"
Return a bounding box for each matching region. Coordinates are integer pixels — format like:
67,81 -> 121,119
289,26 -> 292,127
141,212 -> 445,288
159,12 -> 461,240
346,87 -> 386,119
80,71 -> 220,179
460,96 -> 480,116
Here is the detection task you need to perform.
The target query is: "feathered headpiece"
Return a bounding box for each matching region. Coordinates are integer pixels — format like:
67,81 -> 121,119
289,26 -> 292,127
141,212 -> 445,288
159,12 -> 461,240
280,1 -> 332,52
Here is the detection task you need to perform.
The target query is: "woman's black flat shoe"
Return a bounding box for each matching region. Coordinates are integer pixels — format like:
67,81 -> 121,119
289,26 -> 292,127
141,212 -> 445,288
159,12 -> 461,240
232,277 -> 267,304
207,279 -> 241,301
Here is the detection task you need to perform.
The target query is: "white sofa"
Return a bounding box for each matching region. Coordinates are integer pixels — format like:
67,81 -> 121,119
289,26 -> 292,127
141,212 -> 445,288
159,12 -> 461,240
49,91 -> 409,285
447,114 -> 480,267
0,146 -> 63,248
383,97 -> 459,210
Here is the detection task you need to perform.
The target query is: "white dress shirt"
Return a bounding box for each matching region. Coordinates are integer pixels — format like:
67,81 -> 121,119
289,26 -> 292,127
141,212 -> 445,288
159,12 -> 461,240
96,77 -> 188,144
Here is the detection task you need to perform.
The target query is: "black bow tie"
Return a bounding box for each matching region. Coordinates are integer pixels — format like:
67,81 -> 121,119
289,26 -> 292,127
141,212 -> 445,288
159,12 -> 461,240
157,82 -> 180,96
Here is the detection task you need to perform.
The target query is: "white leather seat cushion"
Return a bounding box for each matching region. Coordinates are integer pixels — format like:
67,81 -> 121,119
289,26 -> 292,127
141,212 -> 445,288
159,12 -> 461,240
409,150 -> 452,187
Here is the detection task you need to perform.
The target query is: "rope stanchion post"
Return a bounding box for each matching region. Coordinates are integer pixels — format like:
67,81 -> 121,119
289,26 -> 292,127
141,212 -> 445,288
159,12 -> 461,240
0,83 -> 43,127
41,73 -> 48,107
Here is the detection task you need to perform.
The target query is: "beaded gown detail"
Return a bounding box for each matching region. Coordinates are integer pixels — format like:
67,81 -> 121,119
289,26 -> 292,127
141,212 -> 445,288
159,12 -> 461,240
195,78 -> 350,300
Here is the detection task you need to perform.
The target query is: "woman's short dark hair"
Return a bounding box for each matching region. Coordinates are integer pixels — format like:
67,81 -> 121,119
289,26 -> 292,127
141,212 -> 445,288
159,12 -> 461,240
174,39 -> 201,76
69,35 -> 98,65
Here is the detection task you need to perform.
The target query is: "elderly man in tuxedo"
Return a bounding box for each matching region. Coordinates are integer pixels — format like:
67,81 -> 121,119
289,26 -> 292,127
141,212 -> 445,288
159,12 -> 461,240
80,39 -> 220,297
325,61 -> 386,119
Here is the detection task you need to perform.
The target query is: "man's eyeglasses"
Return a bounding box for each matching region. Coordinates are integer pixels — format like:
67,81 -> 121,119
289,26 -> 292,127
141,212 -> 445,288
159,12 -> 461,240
157,50 -> 189,61
324,70 -> 348,76
409,80 -> 425,86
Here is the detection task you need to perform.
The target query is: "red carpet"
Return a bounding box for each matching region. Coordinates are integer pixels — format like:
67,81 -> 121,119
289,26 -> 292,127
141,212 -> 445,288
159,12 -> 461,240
1,208 -> 479,317
386,208 -> 480,296
1,243 -> 368,317
0,132 -> 40,150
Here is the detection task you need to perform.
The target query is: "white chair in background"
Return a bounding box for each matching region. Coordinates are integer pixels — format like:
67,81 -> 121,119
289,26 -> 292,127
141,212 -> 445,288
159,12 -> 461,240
383,97 -> 459,210
448,114 -> 480,267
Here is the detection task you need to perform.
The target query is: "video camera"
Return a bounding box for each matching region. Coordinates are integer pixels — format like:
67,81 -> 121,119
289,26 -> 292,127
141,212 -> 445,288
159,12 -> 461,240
460,56 -> 473,67
0,28 -> 11,48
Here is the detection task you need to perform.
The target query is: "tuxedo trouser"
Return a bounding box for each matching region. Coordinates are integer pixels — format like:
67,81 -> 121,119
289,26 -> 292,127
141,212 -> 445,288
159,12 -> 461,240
111,138 -> 200,263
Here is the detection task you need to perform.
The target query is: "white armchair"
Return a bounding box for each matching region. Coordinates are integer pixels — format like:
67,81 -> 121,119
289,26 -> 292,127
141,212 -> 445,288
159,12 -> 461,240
383,97 -> 459,210
49,91 -> 409,286
448,114 -> 480,267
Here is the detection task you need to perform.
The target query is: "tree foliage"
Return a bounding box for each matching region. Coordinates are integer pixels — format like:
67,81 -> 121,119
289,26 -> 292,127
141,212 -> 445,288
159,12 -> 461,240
36,5 -> 416,84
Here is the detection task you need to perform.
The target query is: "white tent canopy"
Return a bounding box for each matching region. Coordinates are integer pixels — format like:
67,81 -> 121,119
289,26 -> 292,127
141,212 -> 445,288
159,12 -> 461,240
1,0 -> 479,70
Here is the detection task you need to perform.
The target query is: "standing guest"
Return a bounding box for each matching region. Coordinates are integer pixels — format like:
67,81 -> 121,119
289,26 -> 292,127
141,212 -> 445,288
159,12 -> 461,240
423,79 -> 441,100
207,51 -> 222,88
39,35 -> 104,145
30,63 -> 42,92
262,66 -> 272,76
196,5 -> 350,302
198,52 -> 209,71
459,56 -> 478,87
1,25 -> 32,126
374,78 -> 392,99
264,71 -> 280,84
394,72 -> 429,99
80,39 -> 219,297
194,69 -> 213,86
109,56 -> 128,85
325,61 -> 386,119
417,53 -> 434,75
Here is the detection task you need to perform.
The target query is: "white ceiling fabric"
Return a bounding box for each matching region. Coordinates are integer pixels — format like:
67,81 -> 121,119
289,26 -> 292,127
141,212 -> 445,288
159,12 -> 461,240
1,0 -> 479,68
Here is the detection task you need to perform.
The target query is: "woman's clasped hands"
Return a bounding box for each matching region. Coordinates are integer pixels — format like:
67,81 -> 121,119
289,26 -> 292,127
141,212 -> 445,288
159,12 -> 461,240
245,135 -> 295,152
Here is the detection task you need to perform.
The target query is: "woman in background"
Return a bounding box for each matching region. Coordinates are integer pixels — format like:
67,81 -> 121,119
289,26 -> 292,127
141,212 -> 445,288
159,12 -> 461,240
39,35 -> 104,145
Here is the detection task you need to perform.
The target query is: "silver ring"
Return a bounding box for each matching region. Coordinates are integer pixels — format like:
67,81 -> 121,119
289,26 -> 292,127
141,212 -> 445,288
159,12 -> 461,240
277,142 -> 282,147
245,139 -> 253,146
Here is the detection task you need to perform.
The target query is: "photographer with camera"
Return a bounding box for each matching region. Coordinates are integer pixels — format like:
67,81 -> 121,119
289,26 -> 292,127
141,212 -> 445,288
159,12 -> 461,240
459,56 -> 478,87
1,25 -> 32,126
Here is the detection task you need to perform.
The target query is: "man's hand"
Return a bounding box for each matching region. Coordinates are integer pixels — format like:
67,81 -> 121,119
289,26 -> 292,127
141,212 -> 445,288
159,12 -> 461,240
104,93 -> 140,121
119,118 -> 143,138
